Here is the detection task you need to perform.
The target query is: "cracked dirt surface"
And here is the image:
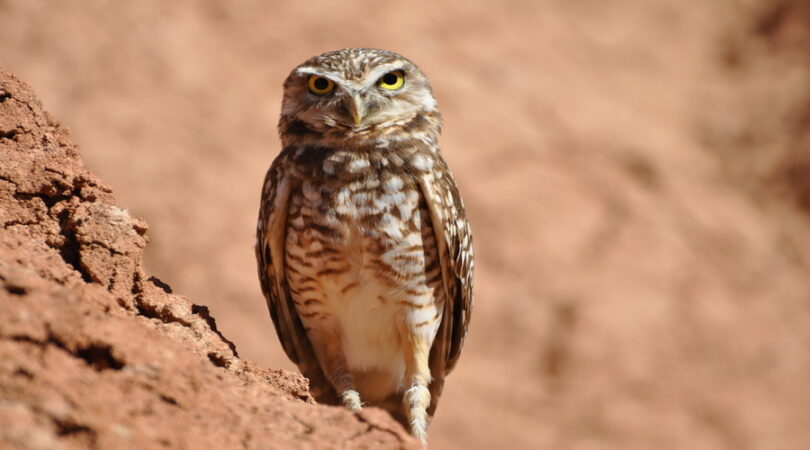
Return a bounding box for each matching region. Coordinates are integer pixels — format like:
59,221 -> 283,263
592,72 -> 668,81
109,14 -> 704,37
0,69 -> 418,449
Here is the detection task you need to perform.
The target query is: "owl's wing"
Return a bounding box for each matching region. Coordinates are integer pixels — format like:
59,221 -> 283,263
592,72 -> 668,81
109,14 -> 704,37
417,153 -> 475,377
256,158 -> 336,402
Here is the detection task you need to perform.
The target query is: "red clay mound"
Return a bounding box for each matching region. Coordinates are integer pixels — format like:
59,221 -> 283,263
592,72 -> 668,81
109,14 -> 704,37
0,69 -> 417,450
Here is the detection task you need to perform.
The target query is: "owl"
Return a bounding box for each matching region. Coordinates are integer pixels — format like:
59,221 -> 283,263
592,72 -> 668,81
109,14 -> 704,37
255,48 -> 473,441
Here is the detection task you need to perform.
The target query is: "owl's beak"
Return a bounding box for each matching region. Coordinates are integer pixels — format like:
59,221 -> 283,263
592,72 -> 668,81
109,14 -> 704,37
346,94 -> 366,126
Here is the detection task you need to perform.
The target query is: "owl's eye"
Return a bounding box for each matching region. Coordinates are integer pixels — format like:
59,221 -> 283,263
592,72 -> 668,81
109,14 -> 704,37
378,70 -> 405,90
308,76 -> 335,95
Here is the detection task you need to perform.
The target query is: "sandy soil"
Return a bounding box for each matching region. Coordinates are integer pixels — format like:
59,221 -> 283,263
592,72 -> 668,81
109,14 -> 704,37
2,0 -> 810,448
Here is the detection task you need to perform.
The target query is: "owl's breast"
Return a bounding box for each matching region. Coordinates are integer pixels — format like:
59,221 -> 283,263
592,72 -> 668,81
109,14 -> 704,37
283,164 -> 443,391
284,168 -> 428,296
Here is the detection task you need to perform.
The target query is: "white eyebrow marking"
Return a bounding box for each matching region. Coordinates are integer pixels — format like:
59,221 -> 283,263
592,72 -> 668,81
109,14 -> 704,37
294,67 -> 345,84
365,64 -> 407,82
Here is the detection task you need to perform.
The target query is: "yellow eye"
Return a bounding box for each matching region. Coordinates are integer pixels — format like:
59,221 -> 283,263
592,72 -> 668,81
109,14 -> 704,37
308,75 -> 335,95
378,70 -> 405,90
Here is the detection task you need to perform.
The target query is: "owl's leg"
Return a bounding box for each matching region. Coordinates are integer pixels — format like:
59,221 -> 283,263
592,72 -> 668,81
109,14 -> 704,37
401,329 -> 433,442
320,327 -> 362,411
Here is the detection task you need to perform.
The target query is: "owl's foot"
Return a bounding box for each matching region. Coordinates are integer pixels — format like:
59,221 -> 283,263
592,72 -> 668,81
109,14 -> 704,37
404,384 -> 430,443
341,389 -> 362,412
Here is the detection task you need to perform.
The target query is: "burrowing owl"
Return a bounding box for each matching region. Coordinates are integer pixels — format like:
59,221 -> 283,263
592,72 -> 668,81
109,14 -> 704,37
255,48 -> 473,441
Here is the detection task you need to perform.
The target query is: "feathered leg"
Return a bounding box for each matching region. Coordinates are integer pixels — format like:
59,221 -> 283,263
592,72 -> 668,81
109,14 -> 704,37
401,329 -> 433,442
310,324 -> 362,411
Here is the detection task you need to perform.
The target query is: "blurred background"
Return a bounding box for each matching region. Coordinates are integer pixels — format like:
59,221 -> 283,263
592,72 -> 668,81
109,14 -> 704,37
2,0 -> 810,448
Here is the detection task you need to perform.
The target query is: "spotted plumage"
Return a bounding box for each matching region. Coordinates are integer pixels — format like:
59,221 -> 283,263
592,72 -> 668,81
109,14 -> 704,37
256,48 -> 473,442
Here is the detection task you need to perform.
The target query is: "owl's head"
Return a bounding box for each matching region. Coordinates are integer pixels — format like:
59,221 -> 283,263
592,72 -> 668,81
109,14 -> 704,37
279,48 -> 439,136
